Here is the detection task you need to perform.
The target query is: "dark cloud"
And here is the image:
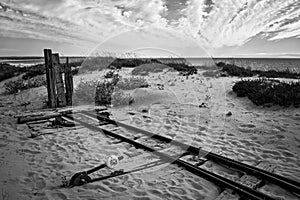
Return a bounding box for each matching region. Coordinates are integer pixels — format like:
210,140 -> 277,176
164,0 -> 187,21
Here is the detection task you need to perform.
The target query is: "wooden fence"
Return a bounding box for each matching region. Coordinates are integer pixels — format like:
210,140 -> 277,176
44,49 -> 73,108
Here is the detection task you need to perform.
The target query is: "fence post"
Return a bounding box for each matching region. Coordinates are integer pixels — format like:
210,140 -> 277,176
44,49 -> 57,108
64,57 -> 73,106
52,53 -> 66,107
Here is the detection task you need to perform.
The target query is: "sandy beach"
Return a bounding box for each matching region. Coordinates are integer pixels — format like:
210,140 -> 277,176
0,67 -> 299,200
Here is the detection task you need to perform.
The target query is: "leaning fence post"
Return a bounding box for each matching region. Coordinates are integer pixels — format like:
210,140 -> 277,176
44,49 -> 57,108
64,57 -> 73,106
52,53 -> 66,107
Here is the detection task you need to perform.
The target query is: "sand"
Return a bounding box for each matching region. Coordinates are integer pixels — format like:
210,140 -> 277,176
0,67 -> 299,199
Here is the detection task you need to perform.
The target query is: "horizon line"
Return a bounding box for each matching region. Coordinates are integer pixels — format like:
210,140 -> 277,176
1,56 -> 300,59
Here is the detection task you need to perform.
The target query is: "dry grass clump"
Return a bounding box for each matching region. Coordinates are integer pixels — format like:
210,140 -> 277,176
74,73 -> 148,106
116,76 -> 149,90
74,79 -> 115,106
74,79 -> 133,106
233,78 -> 300,107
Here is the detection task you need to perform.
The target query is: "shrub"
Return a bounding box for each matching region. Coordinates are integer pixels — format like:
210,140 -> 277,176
217,62 -> 300,79
0,63 -> 24,82
22,65 -> 45,80
4,75 -> 46,94
74,76 -> 136,106
74,79 -> 98,104
109,58 -> 160,69
232,78 -> 300,107
104,70 -> 116,78
4,79 -> 26,94
167,63 -> 197,76
27,76 -> 46,88
217,62 -> 254,77
94,81 -> 115,106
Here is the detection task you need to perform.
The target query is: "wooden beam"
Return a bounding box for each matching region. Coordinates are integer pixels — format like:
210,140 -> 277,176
64,57 -> 73,106
52,53 -> 66,107
16,106 -> 107,124
216,161 -> 276,199
44,49 -> 57,108
18,113 -> 63,124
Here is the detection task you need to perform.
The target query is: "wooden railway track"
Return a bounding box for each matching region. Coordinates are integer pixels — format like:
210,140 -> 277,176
61,111 -> 300,200
19,107 -> 299,200
81,111 -> 300,194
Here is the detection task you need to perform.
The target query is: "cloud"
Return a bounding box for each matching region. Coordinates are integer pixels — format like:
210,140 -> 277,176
0,0 -> 299,51
177,0 -> 300,48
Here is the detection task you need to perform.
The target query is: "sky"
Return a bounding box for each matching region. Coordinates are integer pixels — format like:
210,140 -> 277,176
0,0 -> 300,57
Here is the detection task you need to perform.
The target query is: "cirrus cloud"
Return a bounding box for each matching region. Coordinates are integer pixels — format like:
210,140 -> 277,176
0,0 -> 299,52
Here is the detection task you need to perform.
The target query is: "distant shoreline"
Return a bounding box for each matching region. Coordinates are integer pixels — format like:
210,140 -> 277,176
1,56 -> 300,59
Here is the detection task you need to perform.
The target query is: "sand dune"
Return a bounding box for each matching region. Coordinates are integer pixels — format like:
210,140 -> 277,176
0,68 -> 299,199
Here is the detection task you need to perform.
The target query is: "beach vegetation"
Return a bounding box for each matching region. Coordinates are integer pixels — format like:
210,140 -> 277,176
167,63 -> 197,76
109,58 -> 160,69
4,76 -> 46,94
116,76 -> 149,90
104,70 -> 116,78
233,78 -> 300,107
22,64 -> 45,80
217,62 -> 300,79
74,73 -> 148,106
0,63 -> 26,82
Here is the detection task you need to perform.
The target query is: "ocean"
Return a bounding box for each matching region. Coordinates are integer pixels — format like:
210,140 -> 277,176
187,58 -> 300,73
0,57 -> 84,67
1,57 -> 300,73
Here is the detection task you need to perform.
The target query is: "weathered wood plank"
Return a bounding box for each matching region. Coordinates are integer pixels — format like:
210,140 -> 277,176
216,161 -> 276,199
215,189 -> 239,200
18,113 -> 63,124
52,53 -> 66,107
64,57 -> 73,106
17,106 -> 107,124
44,49 -> 57,108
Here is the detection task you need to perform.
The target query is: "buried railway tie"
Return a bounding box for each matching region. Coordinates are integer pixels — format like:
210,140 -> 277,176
64,113 -> 275,200
82,111 -> 300,196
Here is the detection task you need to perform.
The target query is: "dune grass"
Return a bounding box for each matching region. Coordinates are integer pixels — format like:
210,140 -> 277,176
74,73 -> 149,106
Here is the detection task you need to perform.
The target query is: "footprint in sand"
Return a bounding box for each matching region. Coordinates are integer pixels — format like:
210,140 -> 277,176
240,124 -> 256,128
168,186 -> 186,195
238,124 -> 256,133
